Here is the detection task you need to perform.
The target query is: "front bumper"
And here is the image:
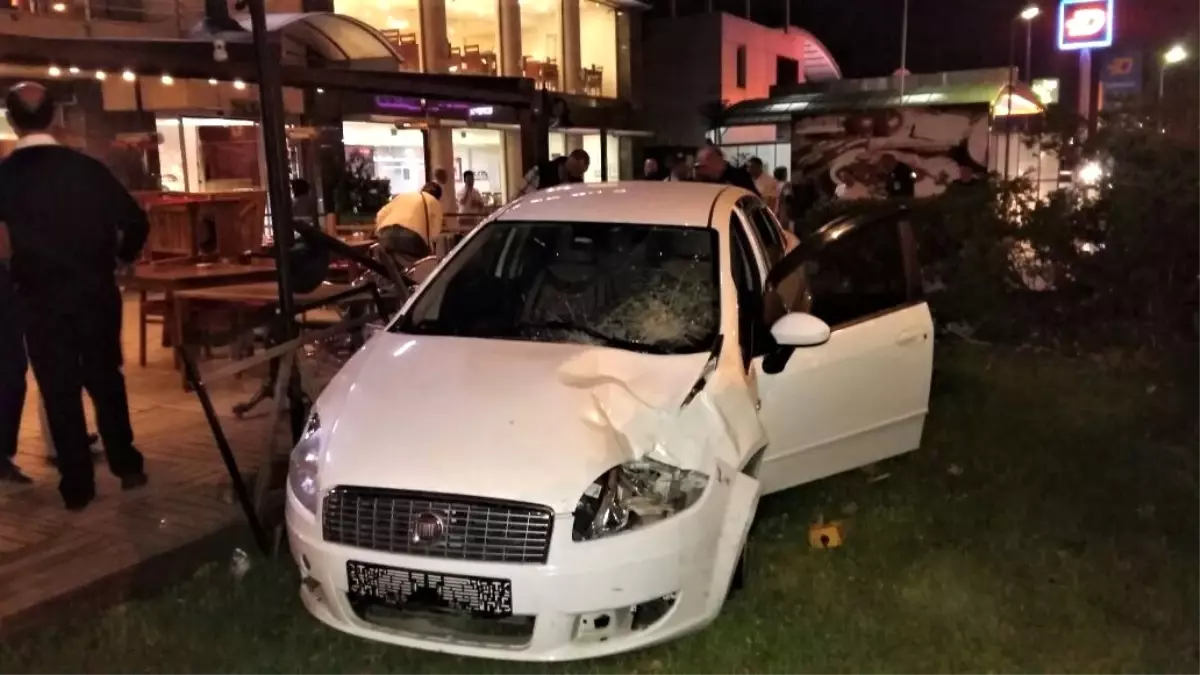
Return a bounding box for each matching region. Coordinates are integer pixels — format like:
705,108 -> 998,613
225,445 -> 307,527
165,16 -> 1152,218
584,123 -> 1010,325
285,468 -> 758,661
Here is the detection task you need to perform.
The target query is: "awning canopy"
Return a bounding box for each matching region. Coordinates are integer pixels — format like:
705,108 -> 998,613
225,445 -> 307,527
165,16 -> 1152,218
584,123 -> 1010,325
215,13 -> 404,64
722,68 -> 1044,126
0,32 -> 536,107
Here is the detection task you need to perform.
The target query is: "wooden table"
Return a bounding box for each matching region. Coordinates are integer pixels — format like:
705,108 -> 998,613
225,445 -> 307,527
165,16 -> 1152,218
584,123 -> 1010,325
125,262 -> 277,368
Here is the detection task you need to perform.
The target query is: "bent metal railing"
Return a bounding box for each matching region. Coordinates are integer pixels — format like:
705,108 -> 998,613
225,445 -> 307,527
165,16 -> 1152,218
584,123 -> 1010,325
179,225 -> 400,553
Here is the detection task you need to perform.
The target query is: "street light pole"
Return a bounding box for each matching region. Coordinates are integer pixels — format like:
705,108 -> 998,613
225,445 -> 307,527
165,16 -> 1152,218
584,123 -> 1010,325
899,0 -> 909,99
1004,19 -> 1016,180
1024,19 -> 1033,81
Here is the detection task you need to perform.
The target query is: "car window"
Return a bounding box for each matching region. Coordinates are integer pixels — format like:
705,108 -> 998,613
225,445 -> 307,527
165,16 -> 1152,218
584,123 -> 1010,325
395,220 -> 720,355
804,219 -> 909,327
739,198 -> 785,265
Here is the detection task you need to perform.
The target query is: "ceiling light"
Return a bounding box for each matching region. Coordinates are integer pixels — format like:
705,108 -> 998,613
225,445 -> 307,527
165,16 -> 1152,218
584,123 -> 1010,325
208,78 -> 218,85
233,79 -> 246,90
68,66 -> 80,75
161,74 -> 174,85
316,88 -> 324,93
51,2 -> 66,10
47,66 -> 62,77
122,69 -> 136,82
94,70 -> 107,80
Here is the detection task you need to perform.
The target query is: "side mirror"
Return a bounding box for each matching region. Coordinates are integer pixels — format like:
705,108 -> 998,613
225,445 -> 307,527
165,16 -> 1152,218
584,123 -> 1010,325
770,312 -> 831,347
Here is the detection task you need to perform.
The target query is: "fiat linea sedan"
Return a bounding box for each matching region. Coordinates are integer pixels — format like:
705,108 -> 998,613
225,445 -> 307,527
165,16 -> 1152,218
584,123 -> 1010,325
286,181 -> 933,661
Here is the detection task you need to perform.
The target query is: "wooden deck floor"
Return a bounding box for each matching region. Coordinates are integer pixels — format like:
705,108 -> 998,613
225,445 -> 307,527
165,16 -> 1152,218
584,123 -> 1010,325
0,293 -> 319,635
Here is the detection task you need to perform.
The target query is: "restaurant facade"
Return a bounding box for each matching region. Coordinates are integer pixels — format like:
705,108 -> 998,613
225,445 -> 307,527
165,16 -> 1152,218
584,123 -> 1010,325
0,0 -> 649,218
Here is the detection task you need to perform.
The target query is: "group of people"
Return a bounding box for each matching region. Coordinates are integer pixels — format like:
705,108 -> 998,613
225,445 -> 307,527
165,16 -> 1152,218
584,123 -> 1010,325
643,146 -> 796,229
0,82 -> 149,510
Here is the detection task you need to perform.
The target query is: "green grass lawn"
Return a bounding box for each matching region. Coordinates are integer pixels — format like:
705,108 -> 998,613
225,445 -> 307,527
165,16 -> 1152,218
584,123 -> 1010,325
3,344 -> 1197,673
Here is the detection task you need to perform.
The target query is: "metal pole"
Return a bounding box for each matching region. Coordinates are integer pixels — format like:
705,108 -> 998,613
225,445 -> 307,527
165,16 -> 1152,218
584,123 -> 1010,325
1004,20 -> 1015,180
246,0 -> 298,334
1024,20 -> 1033,82
180,347 -> 271,554
899,0 -> 909,99
784,0 -> 790,29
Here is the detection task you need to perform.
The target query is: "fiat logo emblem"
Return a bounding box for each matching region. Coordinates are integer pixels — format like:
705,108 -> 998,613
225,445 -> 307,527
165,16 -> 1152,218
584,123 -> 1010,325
410,511 -> 446,545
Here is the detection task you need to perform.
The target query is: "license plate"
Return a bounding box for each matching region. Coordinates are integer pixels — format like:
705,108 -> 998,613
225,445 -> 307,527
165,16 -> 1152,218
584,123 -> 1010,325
345,561 -> 514,618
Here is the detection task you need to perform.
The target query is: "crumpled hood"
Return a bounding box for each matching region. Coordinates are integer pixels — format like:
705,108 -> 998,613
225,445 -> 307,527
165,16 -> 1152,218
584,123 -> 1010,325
314,332 -> 710,514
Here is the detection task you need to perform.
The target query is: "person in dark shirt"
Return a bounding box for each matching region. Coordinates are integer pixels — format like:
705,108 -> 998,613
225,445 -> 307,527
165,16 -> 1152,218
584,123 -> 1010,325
290,178 -> 318,228
694,145 -> 760,195
0,222 -> 30,484
880,153 -> 916,198
515,149 -> 589,197
0,82 -> 149,510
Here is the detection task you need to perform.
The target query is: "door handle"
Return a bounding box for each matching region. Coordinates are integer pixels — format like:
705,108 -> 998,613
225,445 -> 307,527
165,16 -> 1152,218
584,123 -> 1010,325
895,329 -> 923,346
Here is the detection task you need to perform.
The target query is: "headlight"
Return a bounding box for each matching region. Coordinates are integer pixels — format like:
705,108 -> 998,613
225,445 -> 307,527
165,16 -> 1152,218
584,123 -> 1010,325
572,459 -> 709,541
288,411 -> 323,514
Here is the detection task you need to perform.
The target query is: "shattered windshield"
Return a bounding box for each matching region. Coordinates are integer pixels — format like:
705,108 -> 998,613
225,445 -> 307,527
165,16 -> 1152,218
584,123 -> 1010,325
394,220 -> 719,354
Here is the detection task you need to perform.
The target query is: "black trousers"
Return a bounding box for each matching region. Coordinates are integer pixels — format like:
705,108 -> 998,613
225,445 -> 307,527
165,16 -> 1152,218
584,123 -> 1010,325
0,276 -> 25,462
22,287 -> 142,502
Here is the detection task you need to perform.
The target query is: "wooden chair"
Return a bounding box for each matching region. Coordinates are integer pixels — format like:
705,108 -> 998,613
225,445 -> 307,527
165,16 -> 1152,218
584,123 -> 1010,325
397,34 -> 420,71
584,65 -> 604,96
541,60 -> 559,91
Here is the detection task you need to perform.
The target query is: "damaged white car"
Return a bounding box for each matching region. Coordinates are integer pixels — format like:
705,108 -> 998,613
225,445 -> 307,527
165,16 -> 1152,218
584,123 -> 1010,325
286,181 -> 933,660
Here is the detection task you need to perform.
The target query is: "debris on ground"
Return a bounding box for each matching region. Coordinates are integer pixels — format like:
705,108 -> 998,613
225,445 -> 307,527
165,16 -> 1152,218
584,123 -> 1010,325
229,548 -> 251,581
808,517 -> 846,549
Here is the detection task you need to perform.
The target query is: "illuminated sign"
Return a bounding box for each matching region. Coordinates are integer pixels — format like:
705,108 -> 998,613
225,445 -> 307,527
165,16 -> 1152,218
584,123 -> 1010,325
1057,0 -> 1114,50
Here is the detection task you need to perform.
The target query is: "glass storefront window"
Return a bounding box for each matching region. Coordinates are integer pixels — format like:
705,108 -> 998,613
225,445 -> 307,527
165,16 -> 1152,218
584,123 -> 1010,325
342,121 -> 426,196
336,0 -> 422,71
580,133 -> 620,182
155,117 -> 261,193
519,0 -> 562,90
548,131 -> 567,159
451,128 -> 507,205
446,0 -> 499,76
579,0 -> 617,98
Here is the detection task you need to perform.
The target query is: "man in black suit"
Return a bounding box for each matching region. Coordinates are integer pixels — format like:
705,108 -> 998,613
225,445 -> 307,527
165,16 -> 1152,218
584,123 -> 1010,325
0,217 -> 30,483
0,82 -> 149,510
694,145 -> 760,195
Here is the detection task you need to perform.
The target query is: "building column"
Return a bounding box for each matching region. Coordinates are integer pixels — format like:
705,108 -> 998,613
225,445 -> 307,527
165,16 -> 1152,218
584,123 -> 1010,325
420,1 -> 455,213
498,0 -> 523,77
427,125 -> 457,215
420,0 -> 450,74
561,0 -> 581,94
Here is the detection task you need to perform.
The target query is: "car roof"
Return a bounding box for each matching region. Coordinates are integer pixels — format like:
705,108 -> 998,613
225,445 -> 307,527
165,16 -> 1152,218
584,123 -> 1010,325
495,181 -> 754,228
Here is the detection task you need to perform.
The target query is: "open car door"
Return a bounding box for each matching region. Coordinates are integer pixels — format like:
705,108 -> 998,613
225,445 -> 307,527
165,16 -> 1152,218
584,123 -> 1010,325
750,212 -> 934,494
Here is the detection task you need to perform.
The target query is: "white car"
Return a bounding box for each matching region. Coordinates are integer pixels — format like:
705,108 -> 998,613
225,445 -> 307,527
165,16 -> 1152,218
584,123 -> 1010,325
286,181 -> 933,661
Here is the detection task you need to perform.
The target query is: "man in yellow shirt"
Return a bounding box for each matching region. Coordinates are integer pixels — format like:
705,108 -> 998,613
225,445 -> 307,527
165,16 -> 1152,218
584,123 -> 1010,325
375,181 -> 444,251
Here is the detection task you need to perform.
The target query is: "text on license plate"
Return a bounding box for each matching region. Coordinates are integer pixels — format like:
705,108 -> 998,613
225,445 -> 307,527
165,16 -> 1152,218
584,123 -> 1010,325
345,561 -> 513,617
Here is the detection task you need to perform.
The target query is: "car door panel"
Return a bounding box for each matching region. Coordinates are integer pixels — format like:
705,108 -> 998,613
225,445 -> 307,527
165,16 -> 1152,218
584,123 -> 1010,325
754,302 -> 933,494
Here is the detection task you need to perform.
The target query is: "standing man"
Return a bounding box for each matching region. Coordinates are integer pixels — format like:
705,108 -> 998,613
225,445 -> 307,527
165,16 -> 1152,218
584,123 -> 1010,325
694,146 -> 760,195
772,166 -> 795,232
880,153 -> 916,199
642,157 -> 660,180
0,215 -> 30,483
0,82 -> 149,510
456,170 -> 486,229
746,157 -> 779,210
515,149 -> 590,198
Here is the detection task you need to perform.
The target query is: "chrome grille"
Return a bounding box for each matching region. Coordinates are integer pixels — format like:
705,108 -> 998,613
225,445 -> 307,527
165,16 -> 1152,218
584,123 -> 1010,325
322,487 -> 554,564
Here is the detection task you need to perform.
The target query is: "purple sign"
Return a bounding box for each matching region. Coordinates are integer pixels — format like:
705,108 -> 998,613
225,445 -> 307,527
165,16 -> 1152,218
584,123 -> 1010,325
373,96 -> 497,118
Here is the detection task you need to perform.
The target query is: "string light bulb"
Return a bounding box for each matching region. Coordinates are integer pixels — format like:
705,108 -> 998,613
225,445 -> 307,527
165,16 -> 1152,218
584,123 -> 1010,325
161,74 -> 174,85
233,79 -> 247,90
47,65 -> 62,77
94,70 -> 107,80
122,69 -> 136,82
68,66 -> 80,75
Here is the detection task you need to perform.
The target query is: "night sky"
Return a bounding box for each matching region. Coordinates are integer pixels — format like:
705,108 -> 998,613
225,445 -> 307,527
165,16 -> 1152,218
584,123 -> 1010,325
648,0 -> 1200,81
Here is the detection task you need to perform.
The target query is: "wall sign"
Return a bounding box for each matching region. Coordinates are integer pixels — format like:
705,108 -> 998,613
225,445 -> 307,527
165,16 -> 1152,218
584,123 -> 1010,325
1057,0 -> 1114,51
